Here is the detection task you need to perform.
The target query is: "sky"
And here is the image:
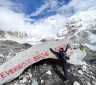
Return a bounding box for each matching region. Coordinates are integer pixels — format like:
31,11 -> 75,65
0,0 -> 96,37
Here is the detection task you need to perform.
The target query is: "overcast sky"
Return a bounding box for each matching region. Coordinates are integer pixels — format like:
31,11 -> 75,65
0,0 -> 96,37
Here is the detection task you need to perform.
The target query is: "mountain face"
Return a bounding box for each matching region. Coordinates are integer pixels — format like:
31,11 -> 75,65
57,6 -> 96,50
0,30 -> 55,45
0,30 -> 30,41
57,5 -> 96,66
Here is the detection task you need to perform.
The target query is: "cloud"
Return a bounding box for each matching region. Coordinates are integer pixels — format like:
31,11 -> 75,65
0,0 -> 96,38
70,0 -> 96,12
30,2 -> 49,16
30,14 -> 66,37
0,0 -> 13,8
30,0 -> 96,17
60,0 -> 96,14
47,0 -> 59,10
0,6 -> 66,37
0,7 -> 29,32
29,0 -> 60,17
0,0 -> 24,13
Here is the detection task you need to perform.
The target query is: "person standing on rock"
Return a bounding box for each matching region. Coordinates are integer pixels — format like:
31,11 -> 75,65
50,44 -> 72,82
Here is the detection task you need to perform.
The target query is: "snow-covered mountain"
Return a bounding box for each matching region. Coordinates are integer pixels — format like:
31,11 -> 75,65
0,30 -> 29,41
0,30 -> 55,45
58,6 -> 96,50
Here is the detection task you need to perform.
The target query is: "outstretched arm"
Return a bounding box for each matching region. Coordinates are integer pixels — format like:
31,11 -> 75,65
64,44 -> 70,52
50,48 -> 59,55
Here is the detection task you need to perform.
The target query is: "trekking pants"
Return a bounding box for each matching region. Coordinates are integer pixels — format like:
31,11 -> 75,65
61,60 -> 68,80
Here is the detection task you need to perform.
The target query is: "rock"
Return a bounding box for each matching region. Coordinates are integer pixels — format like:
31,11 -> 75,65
86,82 -> 91,85
78,70 -> 83,75
41,80 -> 44,84
13,82 -> 18,85
82,65 -> 87,71
32,79 -> 38,85
92,81 -> 96,85
73,81 -> 81,85
46,70 -> 52,75
83,49 -> 96,62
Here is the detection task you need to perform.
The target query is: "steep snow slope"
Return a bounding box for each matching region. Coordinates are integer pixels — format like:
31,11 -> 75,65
58,6 -> 96,51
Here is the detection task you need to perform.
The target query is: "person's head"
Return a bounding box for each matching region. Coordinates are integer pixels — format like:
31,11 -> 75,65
59,48 -> 64,52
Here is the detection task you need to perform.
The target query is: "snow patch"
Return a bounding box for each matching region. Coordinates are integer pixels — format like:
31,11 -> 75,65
83,44 -> 96,51
88,34 -> 96,43
0,54 -> 4,57
82,65 -> 87,71
68,49 -> 86,65
58,28 -> 68,37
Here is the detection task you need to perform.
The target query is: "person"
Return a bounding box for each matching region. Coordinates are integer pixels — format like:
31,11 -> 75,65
50,44 -> 71,82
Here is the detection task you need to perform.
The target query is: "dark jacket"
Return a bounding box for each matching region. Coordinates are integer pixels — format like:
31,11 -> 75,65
50,45 -> 70,63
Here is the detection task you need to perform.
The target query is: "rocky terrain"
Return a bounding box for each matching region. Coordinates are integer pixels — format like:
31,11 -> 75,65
0,40 -> 31,65
4,57 -> 96,85
0,39 -> 95,85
